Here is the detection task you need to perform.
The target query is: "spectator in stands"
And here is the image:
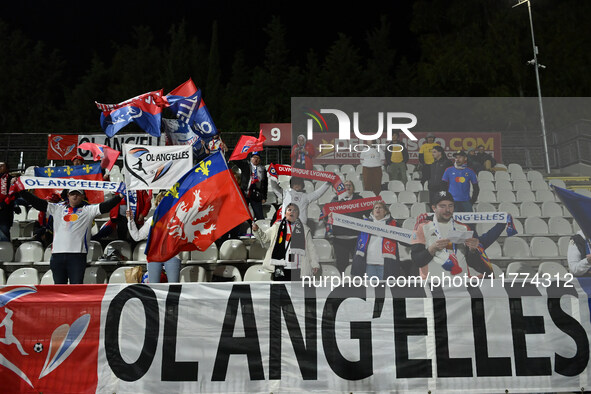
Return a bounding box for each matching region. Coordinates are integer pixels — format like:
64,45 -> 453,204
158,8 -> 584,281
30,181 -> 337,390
127,191 -> 181,283
71,155 -> 84,166
252,203 -> 319,281
385,130 -> 409,186
206,134 -> 228,155
291,134 -> 316,170
411,191 -> 499,279
93,190 -> 151,244
442,150 -> 479,212
466,148 -> 484,174
17,184 -> 123,284
474,145 -> 497,173
351,201 -> 402,279
0,162 -> 17,242
360,146 -> 385,196
270,177 -> 330,225
233,151 -> 268,221
428,145 -> 453,202
418,133 -> 438,185
328,180 -> 363,273
567,230 -> 591,276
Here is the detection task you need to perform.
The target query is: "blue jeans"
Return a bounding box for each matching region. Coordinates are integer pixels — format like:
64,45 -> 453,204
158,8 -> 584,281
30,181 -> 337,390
366,264 -> 384,280
147,257 -> 181,283
50,253 -> 87,284
454,200 -> 473,213
0,223 -> 10,242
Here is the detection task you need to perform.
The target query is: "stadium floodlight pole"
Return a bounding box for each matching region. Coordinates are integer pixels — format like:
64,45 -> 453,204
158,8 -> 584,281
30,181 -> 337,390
513,0 -> 551,174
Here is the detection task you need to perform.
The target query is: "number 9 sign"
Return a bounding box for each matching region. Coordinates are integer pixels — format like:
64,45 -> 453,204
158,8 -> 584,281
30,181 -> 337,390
260,123 -> 292,146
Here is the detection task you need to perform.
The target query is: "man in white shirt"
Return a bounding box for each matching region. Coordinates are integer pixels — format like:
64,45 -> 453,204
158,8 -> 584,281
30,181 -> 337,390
270,177 -> 330,225
568,230 -> 591,276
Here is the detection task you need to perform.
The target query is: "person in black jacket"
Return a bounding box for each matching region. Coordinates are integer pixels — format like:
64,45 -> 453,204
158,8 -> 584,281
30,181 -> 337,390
428,145 -> 453,202
385,130 -> 409,185
232,151 -> 268,220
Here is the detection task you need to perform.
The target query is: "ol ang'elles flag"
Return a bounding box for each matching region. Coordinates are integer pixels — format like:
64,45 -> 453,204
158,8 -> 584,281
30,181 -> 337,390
96,90 -> 166,138
552,185 -> 591,239
34,162 -> 105,204
77,142 -> 120,171
165,79 -> 218,138
145,151 -> 251,262
228,130 -> 266,161
123,144 -> 193,190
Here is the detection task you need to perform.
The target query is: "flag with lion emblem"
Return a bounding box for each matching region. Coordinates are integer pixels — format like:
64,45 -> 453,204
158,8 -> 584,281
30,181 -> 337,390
145,151 -> 252,262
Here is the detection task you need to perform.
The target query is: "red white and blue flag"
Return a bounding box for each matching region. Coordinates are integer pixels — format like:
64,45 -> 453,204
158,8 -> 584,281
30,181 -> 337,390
33,162 -> 105,204
96,90 -> 166,138
228,130 -> 266,161
77,142 -> 120,171
145,151 -> 251,262
165,79 -> 218,138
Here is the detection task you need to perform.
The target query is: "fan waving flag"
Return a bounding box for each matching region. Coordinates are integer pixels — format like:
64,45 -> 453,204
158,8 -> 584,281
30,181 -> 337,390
552,185 -> 591,239
145,151 -> 251,262
165,79 -> 218,138
228,130 -> 266,161
96,90 -> 166,138
34,163 -> 105,204
77,143 -> 120,171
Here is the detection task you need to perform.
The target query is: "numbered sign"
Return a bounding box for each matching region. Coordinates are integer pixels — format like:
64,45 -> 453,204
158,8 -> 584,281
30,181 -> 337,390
260,123 -> 292,146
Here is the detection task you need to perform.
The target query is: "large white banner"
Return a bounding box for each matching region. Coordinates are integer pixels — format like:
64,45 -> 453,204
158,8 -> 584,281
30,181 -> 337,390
94,280 -> 591,393
122,144 -> 193,190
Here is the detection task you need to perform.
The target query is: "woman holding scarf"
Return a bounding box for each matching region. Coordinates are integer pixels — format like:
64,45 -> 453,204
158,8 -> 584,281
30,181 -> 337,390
252,203 -> 319,281
351,201 -> 402,280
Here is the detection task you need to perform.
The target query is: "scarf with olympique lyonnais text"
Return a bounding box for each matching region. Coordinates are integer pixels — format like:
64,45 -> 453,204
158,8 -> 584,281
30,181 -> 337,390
271,218 -> 306,266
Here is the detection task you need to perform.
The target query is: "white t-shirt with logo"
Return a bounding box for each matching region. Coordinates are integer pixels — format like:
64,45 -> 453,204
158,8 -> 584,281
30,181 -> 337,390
47,202 -> 102,253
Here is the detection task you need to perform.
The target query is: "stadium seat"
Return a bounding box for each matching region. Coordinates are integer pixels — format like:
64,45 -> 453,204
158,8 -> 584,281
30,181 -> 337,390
87,240 -> 103,262
389,203 -> 410,219
557,236 -> 570,257
397,191 -> 417,204
7,267 -> 40,285
534,190 -> 555,202
320,264 -> 341,279
340,164 -> 356,175
379,190 -> 398,204
317,190 -> 335,205
512,180 -> 531,191
478,190 -> 496,203
255,219 -> 271,233
526,170 -> 544,181
495,180 -> 513,191
477,171 -> 494,182
490,263 -> 503,277
399,244 -> 411,261
541,201 -> 563,217
0,268 -> 4,285
410,202 -> 427,217
485,241 -> 503,259
537,261 -> 569,279
242,264 -> 271,281
0,241 -> 14,262
402,217 -> 417,231
510,172 -> 527,181
531,179 -> 550,191
520,201 -> 541,217
27,207 -> 40,221
132,241 -> 148,261
516,190 -> 536,203
496,190 -> 516,203
359,191 -> 376,198
83,266 -> 108,284
13,208 -> 27,222
307,203 -> 322,220
218,239 -> 248,264
104,240 -> 132,261
381,172 -> 390,184
387,180 -> 405,192
108,267 -> 132,284
40,270 -> 54,284
325,164 -> 339,173
212,265 -> 242,282
524,217 -> 549,235
313,239 -> 335,264
14,241 -> 44,264
506,218 -> 524,236
179,265 -> 208,282
495,171 -> 511,182
498,202 -> 520,218
502,237 -> 531,258
476,202 -> 496,213
187,243 -> 218,264
479,180 -> 495,191
548,217 -> 572,235
548,179 -> 566,189
247,241 -> 267,263
313,164 -> 324,172
507,163 -> 523,174
530,236 -> 558,257
405,180 -> 423,192
343,264 -> 352,278
505,261 -> 537,276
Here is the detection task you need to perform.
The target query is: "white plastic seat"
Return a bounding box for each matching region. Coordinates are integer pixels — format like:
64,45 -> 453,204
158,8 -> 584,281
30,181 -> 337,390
188,243 -> 218,264
218,239 -> 248,263
520,201 -> 541,217
410,202 -> 427,217
548,179 -> 566,189
479,180 -> 495,191
476,202 -> 496,213
0,241 -> 14,262
132,241 -> 148,261
243,264 -> 272,281
247,241 -> 267,263
379,191 -> 398,204
402,217 -> 417,231
254,219 -> 271,233
490,263 -> 504,277
87,240 -> 103,262
502,237 -> 531,258
477,172 -> 494,182
307,203 -> 322,221
498,202 -> 520,218
388,180 -> 405,192
359,191 -> 376,198
557,236 -> 570,257
325,164 -> 339,173
405,180 -> 423,192
478,190 -> 497,203
343,264 -> 352,278
0,268 -> 4,285
7,267 -> 40,285
104,240 -> 132,261
40,270 -> 55,284
495,171 -> 511,182
212,265 -> 242,282
496,190 -> 516,203
26,207 -> 40,221
512,180 -> 531,191
495,180 -> 513,191
505,261 -> 537,276
507,163 -> 524,174
516,190 -> 536,203
320,264 -> 341,278
180,265 -> 208,282
340,164 -> 355,175
548,217 -> 572,235
530,236 -> 558,257
313,239 -> 335,263
538,262 -> 569,279
13,208 -> 27,222
397,191 -> 417,204
510,172 -> 527,181
14,241 -> 44,263
531,179 -> 549,191
526,170 -> 544,181
535,190 -> 555,202
485,241 -> 503,259
524,217 -> 549,235
381,172 -> 390,184
108,267 -> 132,283
389,203 -> 410,219
83,266 -> 108,284
541,201 -> 563,217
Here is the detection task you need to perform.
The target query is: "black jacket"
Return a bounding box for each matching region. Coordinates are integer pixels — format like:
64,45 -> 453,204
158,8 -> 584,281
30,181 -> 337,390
429,157 -> 453,190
